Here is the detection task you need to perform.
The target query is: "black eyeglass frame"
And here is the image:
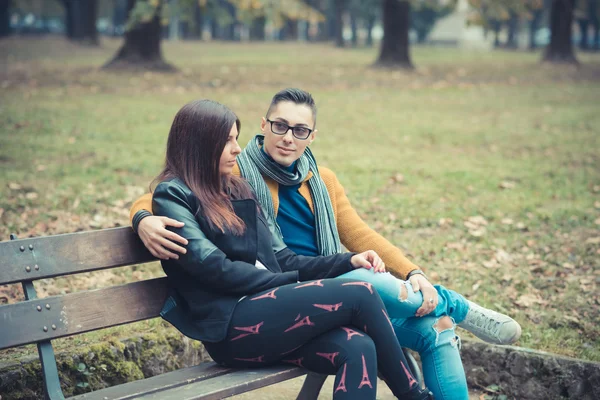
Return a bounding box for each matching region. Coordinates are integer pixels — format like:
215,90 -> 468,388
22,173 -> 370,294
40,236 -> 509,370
266,119 -> 313,140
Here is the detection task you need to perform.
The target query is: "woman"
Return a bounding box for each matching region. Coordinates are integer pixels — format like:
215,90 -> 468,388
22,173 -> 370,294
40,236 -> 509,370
152,99 -> 433,400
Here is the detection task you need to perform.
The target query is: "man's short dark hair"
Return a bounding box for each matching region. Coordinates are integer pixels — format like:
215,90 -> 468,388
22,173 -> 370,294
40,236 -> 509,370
266,88 -> 317,127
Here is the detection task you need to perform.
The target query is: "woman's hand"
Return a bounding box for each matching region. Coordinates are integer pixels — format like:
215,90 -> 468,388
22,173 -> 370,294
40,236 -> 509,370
410,274 -> 438,317
350,250 -> 386,273
137,216 -> 188,260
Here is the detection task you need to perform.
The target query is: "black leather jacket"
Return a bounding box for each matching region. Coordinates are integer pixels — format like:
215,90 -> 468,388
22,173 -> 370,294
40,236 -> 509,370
153,178 -> 355,343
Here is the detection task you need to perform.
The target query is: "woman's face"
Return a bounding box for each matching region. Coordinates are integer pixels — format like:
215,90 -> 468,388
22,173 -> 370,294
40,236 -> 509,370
219,122 -> 242,176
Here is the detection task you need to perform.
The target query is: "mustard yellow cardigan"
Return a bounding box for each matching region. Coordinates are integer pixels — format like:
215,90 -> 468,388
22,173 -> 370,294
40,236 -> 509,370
130,164 -> 420,279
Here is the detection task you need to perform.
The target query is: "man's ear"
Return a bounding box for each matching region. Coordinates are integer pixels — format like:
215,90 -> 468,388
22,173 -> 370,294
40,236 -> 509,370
260,117 -> 267,133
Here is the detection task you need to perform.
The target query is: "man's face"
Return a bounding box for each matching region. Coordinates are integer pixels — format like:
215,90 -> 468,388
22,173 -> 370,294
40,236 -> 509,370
260,101 -> 317,167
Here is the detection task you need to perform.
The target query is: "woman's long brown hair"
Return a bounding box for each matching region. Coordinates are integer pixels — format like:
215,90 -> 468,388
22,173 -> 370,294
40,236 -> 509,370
154,99 -> 254,235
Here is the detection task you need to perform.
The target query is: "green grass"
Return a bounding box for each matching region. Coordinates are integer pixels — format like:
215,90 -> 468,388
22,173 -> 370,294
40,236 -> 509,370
1,37 -> 599,362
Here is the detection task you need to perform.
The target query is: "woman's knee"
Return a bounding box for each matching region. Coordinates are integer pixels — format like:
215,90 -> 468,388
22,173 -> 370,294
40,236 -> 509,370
332,278 -> 385,307
338,331 -> 377,359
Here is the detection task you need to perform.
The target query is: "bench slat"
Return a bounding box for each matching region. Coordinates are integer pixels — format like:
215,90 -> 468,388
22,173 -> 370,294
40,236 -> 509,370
0,227 -> 155,285
0,278 -> 168,349
138,365 -> 306,400
69,362 -> 234,400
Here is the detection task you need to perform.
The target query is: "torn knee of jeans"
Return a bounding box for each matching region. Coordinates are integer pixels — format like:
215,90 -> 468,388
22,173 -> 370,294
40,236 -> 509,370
433,316 -> 454,333
398,281 -> 409,301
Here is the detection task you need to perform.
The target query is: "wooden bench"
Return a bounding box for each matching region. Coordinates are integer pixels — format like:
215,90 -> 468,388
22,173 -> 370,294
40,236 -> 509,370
0,227 -> 422,399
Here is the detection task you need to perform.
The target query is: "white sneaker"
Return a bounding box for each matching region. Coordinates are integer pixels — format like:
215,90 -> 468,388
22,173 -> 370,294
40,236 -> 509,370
458,300 -> 522,345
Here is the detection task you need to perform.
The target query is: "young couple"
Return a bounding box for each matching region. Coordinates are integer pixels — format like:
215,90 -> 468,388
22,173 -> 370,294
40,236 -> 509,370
133,89 -> 521,400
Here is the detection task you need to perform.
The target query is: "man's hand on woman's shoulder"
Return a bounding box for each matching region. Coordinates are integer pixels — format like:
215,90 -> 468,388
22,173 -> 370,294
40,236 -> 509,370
138,215 -> 188,260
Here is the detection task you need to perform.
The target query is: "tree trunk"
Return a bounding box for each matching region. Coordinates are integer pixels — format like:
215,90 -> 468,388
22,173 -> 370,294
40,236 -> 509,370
492,21 -> 501,48
375,0 -> 413,69
210,18 -> 219,40
591,0 -> 599,49
333,0 -> 346,47
350,10 -> 358,47
65,0 -> 99,45
529,9 -> 543,50
506,11 -> 518,49
191,2 -> 203,40
112,0 -> 128,37
0,0 -> 10,38
578,19 -> 589,49
250,16 -> 265,41
543,0 -> 578,63
103,0 -> 174,71
282,19 -> 298,41
366,15 -> 375,47
169,0 -> 180,41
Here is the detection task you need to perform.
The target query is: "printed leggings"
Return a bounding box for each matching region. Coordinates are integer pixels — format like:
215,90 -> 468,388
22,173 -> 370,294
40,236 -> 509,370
204,279 -> 421,400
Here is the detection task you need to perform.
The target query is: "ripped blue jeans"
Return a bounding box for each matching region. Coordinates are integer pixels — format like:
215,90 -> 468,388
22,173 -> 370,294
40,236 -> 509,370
337,269 -> 470,400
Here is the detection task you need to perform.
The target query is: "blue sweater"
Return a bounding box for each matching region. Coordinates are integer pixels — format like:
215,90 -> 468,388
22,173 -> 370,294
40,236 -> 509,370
262,149 -> 319,256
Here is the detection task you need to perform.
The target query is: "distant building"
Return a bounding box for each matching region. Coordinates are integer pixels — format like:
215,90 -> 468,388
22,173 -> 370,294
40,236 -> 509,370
427,0 -> 494,49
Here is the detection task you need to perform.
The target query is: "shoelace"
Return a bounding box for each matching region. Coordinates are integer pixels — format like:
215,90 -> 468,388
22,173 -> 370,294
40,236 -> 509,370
471,310 -> 501,337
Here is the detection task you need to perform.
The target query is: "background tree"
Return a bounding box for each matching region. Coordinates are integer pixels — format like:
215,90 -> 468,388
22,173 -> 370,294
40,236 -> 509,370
411,0 -> 454,43
543,0 -> 577,64
348,0 -> 380,46
575,0 -> 600,50
0,0 -> 10,37
375,0 -> 413,68
62,0 -> 99,45
104,0 -> 174,71
333,0 -> 347,47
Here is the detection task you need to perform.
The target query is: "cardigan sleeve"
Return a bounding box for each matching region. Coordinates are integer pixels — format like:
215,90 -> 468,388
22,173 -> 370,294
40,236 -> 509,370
321,167 -> 421,280
129,192 -> 153,232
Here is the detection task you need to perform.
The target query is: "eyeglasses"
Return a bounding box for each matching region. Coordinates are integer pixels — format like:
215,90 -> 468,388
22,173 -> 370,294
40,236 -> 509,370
266,119 -> 313,140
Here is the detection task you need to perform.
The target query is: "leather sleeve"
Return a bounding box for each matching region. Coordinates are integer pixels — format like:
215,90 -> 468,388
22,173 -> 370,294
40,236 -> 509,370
275,248 -> 354,281
153,180 -> 299,295
263,204 -> 355,281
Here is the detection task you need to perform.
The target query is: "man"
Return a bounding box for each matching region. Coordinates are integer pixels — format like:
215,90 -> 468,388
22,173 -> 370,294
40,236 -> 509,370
130,89 -> 520,399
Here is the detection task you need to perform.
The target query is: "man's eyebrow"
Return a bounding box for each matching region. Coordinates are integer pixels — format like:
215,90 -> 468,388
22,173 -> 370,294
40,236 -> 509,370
273,117 -> 309,127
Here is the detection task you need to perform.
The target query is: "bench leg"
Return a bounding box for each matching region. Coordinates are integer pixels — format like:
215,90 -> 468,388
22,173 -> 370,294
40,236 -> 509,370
296,372 -> 328,400
403,347 -> 424,388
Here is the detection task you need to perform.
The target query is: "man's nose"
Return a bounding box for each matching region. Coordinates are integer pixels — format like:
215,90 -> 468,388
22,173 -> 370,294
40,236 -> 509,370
282,129 -> 294,142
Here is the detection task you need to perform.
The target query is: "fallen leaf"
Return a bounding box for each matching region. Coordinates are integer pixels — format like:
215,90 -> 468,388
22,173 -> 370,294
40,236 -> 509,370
8,182 -> 21,190
469,227 -> 487,237
483,260 -> 497,268
495,249 -> 513,264
390,173 -> 404,184
585,237 -> 600,245
563,263 -> 575,270
466,215 -> 488,226
594,201 -> 600,209
25,192 -> 38,200
515,222 -> 527,230
499,181 -> 516,189
501,218 -> 514,225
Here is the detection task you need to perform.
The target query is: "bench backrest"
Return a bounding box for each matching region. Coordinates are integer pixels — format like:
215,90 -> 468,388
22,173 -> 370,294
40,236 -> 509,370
0,227 -> 164,399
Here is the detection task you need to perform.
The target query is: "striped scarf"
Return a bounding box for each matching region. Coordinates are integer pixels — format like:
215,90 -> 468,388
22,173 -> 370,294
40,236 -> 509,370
236,135 -> 342,256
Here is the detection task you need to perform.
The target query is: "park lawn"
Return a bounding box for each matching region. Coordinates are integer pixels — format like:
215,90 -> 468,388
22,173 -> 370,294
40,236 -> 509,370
0,37 -> 599,363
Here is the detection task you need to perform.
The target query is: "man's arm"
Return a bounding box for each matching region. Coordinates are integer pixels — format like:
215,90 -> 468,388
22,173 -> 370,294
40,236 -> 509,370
129,192 -> 188,260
